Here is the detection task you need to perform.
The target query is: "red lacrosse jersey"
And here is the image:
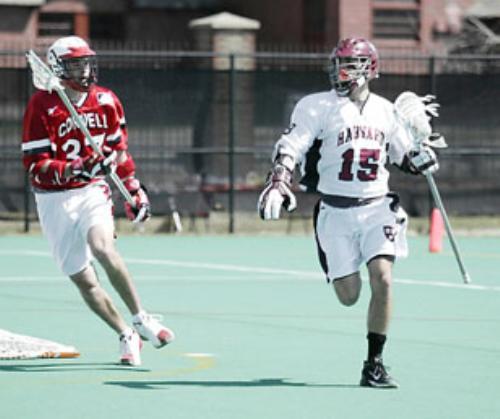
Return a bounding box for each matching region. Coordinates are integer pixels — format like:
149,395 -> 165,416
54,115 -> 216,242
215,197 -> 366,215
22,85 -> 129,191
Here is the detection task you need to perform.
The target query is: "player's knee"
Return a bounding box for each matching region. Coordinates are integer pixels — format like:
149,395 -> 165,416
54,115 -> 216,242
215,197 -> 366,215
333,282 -> 360,306
367,256 -> 393,297
70,269 -> 100,295
90,240 -> 116,264
87,226 -> 116,263
80,282 -> 100,300
338,292 -> 360,306
371,273 -> 392,299
332,272 -> 361,306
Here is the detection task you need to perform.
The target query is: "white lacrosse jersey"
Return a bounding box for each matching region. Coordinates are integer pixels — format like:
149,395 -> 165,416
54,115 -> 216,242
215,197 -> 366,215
275,89 -> 413,198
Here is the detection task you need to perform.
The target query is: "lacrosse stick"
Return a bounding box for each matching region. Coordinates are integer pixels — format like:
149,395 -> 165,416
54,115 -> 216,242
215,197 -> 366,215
395,91 -> 471,284
167,196 -> 183,233
25,50 -> 136,210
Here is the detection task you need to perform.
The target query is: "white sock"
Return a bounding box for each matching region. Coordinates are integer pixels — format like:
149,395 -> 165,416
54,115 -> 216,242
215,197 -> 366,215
120,326 -> 134,338
132,310 -> 147,323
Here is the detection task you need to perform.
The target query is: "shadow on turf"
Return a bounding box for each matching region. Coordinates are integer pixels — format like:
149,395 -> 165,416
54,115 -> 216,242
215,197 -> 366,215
104,378 -> 359,390
0,362 -> 150,373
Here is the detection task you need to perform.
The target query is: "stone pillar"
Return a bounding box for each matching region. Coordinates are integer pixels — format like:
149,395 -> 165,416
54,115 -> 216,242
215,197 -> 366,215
189,12 -> 260,185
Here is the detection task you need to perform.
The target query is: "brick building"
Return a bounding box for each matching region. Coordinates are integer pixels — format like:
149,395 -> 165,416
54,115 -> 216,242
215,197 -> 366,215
0,0 -> 490,54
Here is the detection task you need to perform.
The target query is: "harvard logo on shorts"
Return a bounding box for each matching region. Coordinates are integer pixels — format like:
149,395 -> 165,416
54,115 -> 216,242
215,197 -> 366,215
383,226 -> 396,242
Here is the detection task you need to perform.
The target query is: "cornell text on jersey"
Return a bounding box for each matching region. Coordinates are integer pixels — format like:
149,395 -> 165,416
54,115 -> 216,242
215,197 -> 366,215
58,113 -> 109,137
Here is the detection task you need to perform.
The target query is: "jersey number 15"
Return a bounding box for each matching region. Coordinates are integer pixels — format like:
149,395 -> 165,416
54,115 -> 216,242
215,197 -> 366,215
338,148 -> 380,182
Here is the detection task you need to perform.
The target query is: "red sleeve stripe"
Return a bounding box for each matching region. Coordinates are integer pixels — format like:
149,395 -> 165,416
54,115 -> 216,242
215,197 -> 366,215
116,154 -> 136,179
106,128 -> 122,144
22,138 -> 51,154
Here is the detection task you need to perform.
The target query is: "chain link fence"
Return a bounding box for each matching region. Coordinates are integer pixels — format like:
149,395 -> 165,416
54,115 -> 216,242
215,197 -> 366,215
1,49 -> 500,233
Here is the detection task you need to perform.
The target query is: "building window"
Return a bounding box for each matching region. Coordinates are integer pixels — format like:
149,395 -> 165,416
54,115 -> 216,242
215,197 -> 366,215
303,0 -> 326,44
373,8 -> 420,40
90,14 -> 125,41
132,0 -> 219,8
38,13 -> 74,37
373,0 -> 419,3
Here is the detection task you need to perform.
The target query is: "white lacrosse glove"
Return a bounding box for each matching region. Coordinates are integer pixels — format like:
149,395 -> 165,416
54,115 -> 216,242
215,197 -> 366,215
409,146 -> 439,175
258,164 -> 297,220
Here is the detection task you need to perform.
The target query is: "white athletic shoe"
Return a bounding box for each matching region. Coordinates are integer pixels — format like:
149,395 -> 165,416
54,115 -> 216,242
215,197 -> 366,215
119,329 -> 142,366
132,311 -> 175,349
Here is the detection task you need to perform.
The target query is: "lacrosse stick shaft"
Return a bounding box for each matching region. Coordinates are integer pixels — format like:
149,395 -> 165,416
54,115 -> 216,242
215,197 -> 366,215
167,196 -> 182,232
393,91 -> 469,283
425,173 -> 471,284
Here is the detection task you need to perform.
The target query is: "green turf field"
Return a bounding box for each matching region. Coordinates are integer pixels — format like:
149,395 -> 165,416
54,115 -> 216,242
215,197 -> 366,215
0,235 -> 499,419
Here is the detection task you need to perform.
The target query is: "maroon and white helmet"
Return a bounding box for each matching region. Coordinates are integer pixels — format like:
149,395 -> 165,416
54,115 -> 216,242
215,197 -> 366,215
329,37 -> 379,96
47,36 -> 97,92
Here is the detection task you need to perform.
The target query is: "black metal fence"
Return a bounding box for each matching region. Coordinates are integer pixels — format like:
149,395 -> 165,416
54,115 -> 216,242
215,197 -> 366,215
1,50 -> 500,233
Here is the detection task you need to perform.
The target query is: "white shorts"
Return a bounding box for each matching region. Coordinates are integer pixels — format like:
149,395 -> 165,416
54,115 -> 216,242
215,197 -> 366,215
314,194 -> 408,281
35,182 -> 114,276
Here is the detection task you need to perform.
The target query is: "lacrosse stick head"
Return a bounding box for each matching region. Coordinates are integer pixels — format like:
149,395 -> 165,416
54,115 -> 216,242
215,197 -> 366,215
47,36 -> 97,92
329,38 -> 379,96
394,91 -> 446,148
26,50 -> 64,93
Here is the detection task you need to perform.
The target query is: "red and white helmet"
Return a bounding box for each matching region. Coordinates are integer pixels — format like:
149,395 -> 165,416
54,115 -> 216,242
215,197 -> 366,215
47,36 -> 97,92
329,37 -> 379,96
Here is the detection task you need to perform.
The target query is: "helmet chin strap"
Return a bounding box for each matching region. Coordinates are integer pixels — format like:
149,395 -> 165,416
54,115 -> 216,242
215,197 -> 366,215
336,86 -> 350,96
336,76 -> 367,97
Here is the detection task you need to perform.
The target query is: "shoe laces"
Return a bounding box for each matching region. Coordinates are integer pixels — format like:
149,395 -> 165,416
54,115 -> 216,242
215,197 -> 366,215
135,312 -> 164,327
149,313 -> 164,322
372,359 -> 391,378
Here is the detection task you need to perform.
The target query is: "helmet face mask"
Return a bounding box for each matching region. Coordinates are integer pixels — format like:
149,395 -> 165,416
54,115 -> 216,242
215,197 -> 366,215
60,56 -> 97,91
47,36 -> 97,92
329,38 -> 379,97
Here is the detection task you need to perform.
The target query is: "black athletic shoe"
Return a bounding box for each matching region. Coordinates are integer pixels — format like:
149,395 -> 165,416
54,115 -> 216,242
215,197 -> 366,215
360,357 -> 399,389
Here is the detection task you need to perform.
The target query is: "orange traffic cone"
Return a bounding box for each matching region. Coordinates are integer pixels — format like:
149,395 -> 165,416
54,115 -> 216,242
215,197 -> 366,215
429,207 -> 444,253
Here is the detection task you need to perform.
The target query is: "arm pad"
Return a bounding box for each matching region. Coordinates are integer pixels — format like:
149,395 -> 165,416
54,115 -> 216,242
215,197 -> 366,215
123,177 -> 151,223
116,152 -> 136,180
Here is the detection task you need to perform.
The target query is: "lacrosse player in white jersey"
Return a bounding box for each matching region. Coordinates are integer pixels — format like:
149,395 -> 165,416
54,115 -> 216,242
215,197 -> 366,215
258,38 -> 439,388
22,36 -> 175,366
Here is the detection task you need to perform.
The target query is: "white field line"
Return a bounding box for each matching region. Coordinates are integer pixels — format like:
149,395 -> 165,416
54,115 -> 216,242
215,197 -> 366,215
0,250 -> 51,257
0,249 -> 499,292
126,257 -> 323,278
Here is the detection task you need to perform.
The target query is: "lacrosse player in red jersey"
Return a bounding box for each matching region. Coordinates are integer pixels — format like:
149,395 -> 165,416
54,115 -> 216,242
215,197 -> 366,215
258,38 -> 440,388
22,36 -> 174,366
